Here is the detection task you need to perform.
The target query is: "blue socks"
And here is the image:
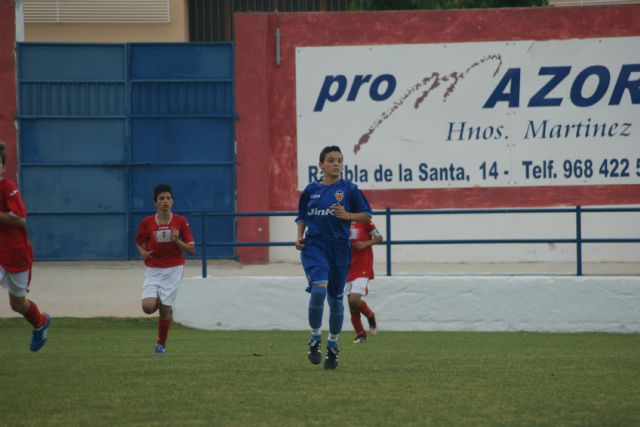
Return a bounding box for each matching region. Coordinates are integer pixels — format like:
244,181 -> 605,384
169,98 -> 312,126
308,286 -> 344,347
327,295 -> 344,348
308,286 -> 327,341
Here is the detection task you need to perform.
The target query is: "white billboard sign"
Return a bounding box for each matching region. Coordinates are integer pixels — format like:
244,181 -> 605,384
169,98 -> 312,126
295,37 -> 640,190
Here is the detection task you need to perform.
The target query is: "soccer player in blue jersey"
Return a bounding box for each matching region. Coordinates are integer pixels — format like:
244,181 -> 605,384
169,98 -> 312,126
295,145 -> 372,370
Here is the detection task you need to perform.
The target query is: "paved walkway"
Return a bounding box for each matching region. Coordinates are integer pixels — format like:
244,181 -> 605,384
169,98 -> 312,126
1,260 -> 638,318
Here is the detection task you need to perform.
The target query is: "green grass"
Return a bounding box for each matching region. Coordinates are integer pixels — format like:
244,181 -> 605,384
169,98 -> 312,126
0,318 -> 639,426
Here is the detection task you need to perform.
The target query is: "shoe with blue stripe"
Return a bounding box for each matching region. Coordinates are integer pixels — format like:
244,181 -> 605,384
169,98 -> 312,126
30,313 -> 51,352
153,344 -> 166,354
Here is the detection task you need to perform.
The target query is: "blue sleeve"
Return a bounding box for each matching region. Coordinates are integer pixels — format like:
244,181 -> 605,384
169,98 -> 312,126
349,184 -> 372,217
295,188 -> 309,223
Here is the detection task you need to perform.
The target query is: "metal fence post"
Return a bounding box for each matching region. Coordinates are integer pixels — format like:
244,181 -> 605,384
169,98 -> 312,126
201,213 -> 207,278
386,207 -> 392,276
576,205 -> 582,276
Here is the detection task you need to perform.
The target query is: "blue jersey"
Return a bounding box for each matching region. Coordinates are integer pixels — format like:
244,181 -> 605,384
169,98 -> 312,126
296,179 -> 372,240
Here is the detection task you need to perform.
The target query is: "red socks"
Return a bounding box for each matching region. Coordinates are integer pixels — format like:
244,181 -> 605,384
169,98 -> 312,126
24,300 -> 46,329
350,300 -> 377,336
350,306 -> 366,337
358,300 -> 374,319
157,318 -> 173,345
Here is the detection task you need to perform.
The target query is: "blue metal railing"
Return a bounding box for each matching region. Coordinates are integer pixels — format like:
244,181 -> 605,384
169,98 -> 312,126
191,206 -> 640,278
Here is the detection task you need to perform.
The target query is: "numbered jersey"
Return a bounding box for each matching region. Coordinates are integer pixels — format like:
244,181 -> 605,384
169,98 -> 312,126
0,178 -> 34,272
347,221 -> 377,281
136,213 -> 194,268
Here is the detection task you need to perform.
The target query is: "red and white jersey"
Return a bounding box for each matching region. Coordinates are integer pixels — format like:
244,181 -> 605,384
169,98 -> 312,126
136,213 -> 194,268
347,220 -> 378,281
0,178 -> 34,272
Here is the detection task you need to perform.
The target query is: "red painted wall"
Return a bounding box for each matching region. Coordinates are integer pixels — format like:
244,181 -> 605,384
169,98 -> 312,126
0,1 -> 17,182
235,14 -> 272,263
234,5 -> 640,262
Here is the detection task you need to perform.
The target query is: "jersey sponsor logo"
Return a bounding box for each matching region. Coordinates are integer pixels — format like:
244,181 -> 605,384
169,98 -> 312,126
310,194 -> 321,199
307,207 -> 334,217
335,190 -> 344,202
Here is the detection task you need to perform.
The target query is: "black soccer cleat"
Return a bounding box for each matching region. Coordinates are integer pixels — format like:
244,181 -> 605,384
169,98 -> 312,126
308,340 -> 322,365
324,346 -> 340,370
353,334 -> 367,344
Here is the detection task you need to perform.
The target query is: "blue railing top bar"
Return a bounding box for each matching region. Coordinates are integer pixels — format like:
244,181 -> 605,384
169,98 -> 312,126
195,206 -> 640,278
189,206 -> 640,217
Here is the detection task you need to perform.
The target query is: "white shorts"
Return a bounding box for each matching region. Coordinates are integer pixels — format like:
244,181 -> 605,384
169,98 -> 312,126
0,266 -> 30,298
141,265 -> 184,306
345,277 -> 369,296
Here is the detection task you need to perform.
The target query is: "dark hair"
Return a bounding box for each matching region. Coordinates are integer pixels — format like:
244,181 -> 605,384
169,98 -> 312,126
319,145 -> 342,163
153,184 -> 173,201
0,142 -> 6,167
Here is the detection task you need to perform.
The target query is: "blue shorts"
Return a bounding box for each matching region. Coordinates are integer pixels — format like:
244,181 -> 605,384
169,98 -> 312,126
300,238 -> 351,299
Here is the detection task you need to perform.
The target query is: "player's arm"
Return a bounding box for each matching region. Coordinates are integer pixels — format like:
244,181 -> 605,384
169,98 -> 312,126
332,204 -> 370,222
175,239 -> 195,255
171,229 -> 195,255
135,221 -> 153,260
354,228 -> 383,250
350,211 -> 372,222
295,189 -> 309,250
370,228 -> 383,245
0,211 -> 25,228
136,243 -> 153,260
295,221 -> 306,250
335,186 -> 372,222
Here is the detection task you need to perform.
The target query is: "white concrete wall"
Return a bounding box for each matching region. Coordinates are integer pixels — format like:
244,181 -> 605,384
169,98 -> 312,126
268,206 -> 640,263
174,275 -> 640,333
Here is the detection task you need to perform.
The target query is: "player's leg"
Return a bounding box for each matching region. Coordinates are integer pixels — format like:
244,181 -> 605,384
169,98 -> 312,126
308,283 -> 327,341
347,278 -> 368,343
301,240 -> 330,364
152,265 -> 183,353
141,267 -> 164,352
325,292 -> 344,369
3,268 -> 51,351
155,304 -> 173,353
307,282 -> 327,364
141,297 -> 160,314
356,285 -> 377,336
141,267 -> 161,314
324,242 -> 350,370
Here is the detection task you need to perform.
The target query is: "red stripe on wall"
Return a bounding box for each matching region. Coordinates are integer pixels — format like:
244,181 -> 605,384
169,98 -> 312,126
366,185 -> 640,210
0,1 -> 17,182
235,13 -> 271,263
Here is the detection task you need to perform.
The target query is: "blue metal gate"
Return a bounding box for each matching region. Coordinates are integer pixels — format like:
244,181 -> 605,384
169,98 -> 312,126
17,43 -> 236,260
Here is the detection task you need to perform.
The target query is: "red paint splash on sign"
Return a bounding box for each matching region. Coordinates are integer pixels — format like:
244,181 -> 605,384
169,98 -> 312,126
354,54 -> 503,154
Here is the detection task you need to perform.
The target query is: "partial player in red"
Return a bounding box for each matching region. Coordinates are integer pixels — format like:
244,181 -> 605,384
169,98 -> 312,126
136,184 -> 195,353
346,219 -> 382,343
0,142 -> 51,351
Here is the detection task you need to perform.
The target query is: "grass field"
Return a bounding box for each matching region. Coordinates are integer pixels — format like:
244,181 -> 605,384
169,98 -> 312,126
1,318 -> 639,426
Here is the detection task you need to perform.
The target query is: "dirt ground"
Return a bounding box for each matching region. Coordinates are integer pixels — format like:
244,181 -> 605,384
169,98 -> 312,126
1,260 -> 638,318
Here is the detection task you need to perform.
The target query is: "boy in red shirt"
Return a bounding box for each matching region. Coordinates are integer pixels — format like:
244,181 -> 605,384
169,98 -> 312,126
346,220 -> 382,343
136,184 -> 195,353
0,142 -> 51,351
